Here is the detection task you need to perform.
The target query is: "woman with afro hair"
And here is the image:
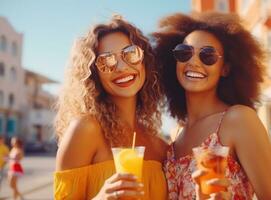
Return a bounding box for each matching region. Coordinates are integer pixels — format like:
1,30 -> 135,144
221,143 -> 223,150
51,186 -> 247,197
153,12 -> 271,200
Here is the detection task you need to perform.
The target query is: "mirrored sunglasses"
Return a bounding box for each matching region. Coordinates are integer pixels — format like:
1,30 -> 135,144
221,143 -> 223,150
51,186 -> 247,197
95,45 -> 144,73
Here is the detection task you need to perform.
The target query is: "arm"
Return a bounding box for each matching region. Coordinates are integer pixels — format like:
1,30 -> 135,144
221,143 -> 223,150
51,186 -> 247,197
225,105 -> 271,200
3,146 -> 9,163
54,115 -> 101,200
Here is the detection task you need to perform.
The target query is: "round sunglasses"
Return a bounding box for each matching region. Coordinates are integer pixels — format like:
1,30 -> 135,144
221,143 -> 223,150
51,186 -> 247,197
95,45 -> 144,73
172,44 -> 223,66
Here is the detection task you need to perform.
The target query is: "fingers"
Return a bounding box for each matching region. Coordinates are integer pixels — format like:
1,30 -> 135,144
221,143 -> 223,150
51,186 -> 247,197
207,191 -> 231,200
103,173 -> 144,199
192,169 -> 208,184
106,173 -> 137,184
195,184 -> 209,200
107,190 -> 145,199
193,173 -> 230,200
107,180 -> 144,193
206,178 -> 230,188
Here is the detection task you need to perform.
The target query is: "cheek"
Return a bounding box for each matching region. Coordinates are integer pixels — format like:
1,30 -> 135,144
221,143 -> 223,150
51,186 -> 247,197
209,63 -> 224,79
97,72 -> 111,89
176,63 -> 184,82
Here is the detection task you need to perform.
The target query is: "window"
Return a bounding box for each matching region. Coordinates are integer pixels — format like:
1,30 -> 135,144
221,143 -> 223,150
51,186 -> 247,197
7,118 -> 16,136
216,0 -> 229,12
0,62 -> 5,77
0,35 -> 7,52
0,90 -> 4,106
10,67 -> 16,81
8,93 -> 14,107
11,41 -> 18,56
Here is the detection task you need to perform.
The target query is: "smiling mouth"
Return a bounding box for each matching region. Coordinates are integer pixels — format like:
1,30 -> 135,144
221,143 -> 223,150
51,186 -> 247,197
184,71 -> 207,79
112,74 -> 137,86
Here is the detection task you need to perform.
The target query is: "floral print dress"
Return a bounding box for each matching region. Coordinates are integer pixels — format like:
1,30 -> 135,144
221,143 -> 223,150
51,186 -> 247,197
164,112 -> 254,200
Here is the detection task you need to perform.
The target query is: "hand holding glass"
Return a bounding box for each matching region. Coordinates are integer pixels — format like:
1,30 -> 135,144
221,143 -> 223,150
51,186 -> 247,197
193,146 -> 229,195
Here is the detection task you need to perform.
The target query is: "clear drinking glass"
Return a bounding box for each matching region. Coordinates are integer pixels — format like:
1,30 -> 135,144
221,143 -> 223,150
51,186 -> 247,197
112,146 -> 145,181
193,146 -> 229,195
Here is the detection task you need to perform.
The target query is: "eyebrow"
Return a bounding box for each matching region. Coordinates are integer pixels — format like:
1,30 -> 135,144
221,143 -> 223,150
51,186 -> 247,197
99,44 -> 132,54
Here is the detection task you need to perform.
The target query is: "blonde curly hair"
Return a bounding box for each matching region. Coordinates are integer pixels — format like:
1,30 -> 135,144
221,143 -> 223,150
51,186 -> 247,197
54,16 -> 162,146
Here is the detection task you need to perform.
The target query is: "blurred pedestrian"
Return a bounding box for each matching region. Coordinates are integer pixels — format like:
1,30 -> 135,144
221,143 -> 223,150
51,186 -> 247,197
0,135 -> 9,189
8,137 -> 24,200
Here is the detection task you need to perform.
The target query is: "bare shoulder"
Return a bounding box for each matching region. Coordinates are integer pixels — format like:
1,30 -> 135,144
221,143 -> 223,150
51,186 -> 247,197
56,115 -> 104,171
222,104 -> 267,144
227,104 -> 256,116
223,105 -> 259,127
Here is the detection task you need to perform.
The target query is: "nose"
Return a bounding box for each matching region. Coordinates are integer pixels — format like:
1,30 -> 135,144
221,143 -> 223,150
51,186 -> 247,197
115,55 -> 129,72
187,51 -> 202,67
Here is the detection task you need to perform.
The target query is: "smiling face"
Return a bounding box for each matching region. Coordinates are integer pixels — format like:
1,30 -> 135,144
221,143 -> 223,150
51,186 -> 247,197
96,32 -> 146,99
176,30 -> 226,94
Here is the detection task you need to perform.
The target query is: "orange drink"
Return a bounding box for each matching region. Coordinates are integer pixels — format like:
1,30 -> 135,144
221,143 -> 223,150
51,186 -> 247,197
112,146 -> 145,181
192,146 -> 229,195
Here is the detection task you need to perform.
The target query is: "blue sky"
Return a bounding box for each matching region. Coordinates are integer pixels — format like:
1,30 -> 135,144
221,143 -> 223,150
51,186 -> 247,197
0,0 -> 190,92
0,0 -> 191,134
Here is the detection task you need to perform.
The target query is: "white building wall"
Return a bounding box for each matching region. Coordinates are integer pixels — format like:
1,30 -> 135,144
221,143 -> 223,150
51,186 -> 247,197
0,17 -> 56,143
0,17 -> 26,112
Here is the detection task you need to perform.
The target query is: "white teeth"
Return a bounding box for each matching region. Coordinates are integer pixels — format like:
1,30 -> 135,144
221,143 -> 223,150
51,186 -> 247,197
185,71 -> 205,78
115,75 -> 135,83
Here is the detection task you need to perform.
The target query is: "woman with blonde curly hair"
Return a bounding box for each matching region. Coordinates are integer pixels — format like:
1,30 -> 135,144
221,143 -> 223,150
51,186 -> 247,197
153,12 -> 271,200
53,15 -> 169,200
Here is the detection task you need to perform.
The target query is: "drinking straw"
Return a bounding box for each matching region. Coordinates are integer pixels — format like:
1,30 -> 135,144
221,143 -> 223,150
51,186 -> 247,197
132,131 -> 136,149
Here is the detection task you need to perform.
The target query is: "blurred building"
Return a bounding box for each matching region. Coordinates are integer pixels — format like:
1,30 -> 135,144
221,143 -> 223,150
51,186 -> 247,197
191,0 -> 271,134
0,16 -> 57,144
0,16 -> 25,138
24,70 -> 57,143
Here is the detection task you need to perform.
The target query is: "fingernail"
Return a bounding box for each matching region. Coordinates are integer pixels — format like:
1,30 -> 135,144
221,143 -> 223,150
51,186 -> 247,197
206,180 -> 214,185
206,178 -> 219,185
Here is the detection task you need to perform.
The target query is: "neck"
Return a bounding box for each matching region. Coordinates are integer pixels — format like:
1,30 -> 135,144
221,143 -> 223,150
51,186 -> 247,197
110,95 -> 137,130
185,90 -> 227,128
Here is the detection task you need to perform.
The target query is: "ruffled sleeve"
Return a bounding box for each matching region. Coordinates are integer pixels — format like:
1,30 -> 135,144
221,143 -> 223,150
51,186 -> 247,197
54,166 -> 90,200
54,160 -> 167,200
54,161 -> 115,200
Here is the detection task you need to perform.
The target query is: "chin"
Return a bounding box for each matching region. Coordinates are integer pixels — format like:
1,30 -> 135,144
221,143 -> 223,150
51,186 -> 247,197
185,85 -> 217,94
113,92 -> 138,98
111,87 -> 140,98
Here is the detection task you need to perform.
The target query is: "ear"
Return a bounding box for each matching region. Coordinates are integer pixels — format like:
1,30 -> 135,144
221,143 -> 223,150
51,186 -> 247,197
221,63 -> 230,77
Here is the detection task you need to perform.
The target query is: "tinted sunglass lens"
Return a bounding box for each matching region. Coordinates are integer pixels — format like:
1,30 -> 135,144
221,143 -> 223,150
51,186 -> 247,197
173,44 -> 193,62
199,47 -> 218,65
123,45 -> 143,65
96,54 -> 117,72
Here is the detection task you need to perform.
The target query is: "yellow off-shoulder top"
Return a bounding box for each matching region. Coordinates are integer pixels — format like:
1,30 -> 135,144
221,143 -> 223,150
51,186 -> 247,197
54,160 -> 167,200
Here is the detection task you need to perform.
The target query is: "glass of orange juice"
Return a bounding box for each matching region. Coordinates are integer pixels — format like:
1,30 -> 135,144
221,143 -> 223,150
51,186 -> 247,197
112,146 -> 145,181
192,146 -> 229,195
